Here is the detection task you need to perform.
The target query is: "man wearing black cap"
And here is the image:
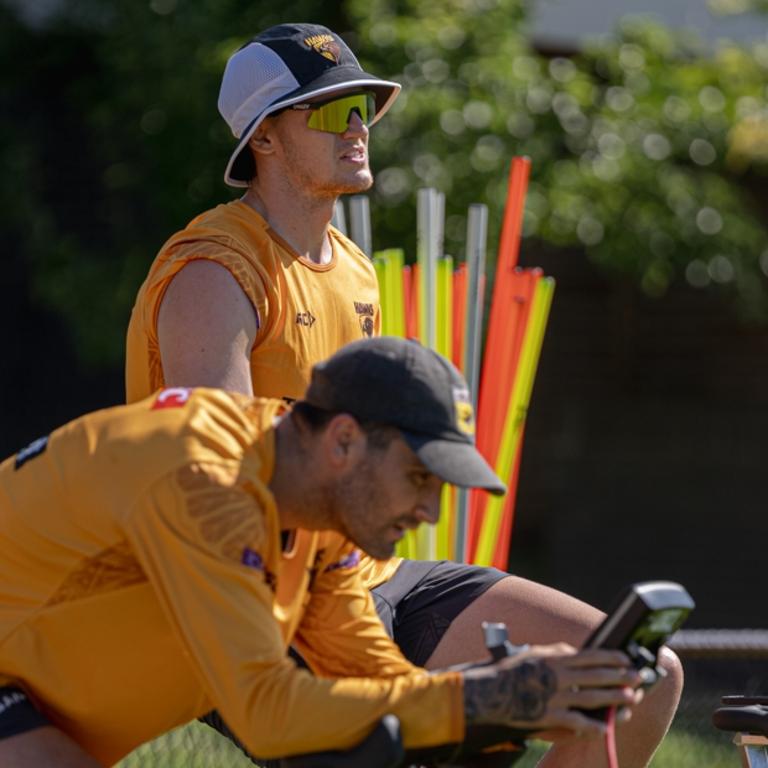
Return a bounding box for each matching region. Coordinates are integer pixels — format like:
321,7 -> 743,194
122,22 -> 682,768
0,339 -> 644,765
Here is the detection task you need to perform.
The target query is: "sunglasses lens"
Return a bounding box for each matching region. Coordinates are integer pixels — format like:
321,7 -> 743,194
307,93 -> 376,133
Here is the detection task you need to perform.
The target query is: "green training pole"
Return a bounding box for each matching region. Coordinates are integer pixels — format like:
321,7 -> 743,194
383,249 -> 406,339
372,252 -> 393,336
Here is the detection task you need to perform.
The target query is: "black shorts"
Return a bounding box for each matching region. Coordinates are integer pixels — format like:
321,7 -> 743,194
371,559 -> 509,667
0,685 -> 50,739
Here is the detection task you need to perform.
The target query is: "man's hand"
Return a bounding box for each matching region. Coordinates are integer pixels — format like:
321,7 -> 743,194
462,643 -> 643,738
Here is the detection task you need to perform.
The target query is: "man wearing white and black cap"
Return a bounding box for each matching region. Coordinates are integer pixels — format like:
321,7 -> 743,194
217,23 -> 400,188
122,22 -> 682,768
0,338 -> 644,765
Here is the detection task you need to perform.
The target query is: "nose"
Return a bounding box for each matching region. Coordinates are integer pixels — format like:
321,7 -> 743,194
343,109 -> 369,138
414,484 -> 443,525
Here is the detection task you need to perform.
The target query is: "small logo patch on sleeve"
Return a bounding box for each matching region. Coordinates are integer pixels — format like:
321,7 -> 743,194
152,388 -> 192,410
241,548 -> 264,570
15,436 -> 49,470
323,549 -> 361,573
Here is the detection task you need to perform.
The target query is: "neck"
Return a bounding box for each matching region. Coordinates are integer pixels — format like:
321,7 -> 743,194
242,182 -> 335,265
269,417 -> 336,532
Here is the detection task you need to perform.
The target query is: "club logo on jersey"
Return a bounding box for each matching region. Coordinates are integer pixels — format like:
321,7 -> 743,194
354,301 -> 375,337
296,311 -> 316,328
304,33 -> 341,64
453,387 -> 475,436
151,387 -> 191,410
14,436 -> 48,470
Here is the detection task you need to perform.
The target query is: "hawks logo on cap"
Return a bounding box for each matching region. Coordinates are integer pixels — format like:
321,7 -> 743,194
453,387 -> 475,436
304,33 -> 341,64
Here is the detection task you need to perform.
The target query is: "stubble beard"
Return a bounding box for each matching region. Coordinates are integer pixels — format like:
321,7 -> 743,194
334,459 -> 394,560
310,165 -> 373,200
281,137 -> 374,200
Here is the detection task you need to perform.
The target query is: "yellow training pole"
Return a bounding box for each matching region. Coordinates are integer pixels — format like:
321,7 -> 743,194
372,254 -> 391,335
374,249 -> 416,559
473,277 -> 555,566
383,249 -> 406,339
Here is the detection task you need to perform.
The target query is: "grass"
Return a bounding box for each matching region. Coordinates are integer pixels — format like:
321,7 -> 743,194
114,722 -> 740,767
514,729 -> 736,767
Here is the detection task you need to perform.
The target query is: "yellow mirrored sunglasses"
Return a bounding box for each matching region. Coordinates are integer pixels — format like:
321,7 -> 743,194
285,92 -> 377,134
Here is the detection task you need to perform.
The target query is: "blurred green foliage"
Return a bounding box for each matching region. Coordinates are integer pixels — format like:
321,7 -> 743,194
1,0 -> 767,366
352,0 -> 768,313
710,0 -> 768,15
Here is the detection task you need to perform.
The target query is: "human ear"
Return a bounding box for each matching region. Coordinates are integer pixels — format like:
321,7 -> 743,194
249,121 -> 276,157
324,414 -> 365,467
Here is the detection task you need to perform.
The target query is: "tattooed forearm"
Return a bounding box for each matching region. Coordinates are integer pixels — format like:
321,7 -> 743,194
463,660 -> 557,726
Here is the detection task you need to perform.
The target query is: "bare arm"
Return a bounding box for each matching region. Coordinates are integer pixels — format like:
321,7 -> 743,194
157,260 -> 259,395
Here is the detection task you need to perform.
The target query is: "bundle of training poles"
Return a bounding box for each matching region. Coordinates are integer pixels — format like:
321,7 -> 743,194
334,156 -> 554,570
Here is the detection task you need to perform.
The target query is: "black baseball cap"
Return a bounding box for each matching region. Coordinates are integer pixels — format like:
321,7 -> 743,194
304,337 -> 506,495
218,23 -> 401,187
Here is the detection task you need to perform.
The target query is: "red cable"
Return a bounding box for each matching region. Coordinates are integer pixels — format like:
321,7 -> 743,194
605,706 -> 619,768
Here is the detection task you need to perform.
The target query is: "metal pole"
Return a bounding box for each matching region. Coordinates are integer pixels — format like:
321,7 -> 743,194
331,199 -> 347,236
463,204 -> 488,406
417,188 -> 440,350
416,188 -> 444,559
349,195 -> 372,257
455,203 -> 488,562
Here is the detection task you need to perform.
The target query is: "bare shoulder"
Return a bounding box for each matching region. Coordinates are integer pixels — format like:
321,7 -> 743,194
165,259 -> 249,301
157,259 -> 258,394
161,260 -> 257,329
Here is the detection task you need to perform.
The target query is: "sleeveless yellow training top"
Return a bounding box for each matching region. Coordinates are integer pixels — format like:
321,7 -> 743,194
125,201 -> 401,587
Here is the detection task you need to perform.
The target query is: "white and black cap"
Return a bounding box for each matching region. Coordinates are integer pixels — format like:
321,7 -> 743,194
304,337 -> 506,495
218,23 -> 402,187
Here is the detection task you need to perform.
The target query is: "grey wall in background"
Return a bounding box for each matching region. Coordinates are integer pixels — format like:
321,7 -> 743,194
532,0 -> 768,48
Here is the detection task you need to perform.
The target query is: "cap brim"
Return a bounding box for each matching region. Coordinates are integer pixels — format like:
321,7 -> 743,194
224,68 -> 401,187
402,433 -> 507,496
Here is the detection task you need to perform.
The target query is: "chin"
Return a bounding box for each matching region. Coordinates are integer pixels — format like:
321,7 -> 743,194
355,539 -> 395,561
337,171 -> 373,195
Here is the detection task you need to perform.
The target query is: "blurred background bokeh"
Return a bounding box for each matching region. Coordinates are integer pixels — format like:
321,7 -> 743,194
2,3 -> 768,761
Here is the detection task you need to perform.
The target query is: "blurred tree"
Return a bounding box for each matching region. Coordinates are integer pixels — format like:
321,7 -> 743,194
351,0 -> 768,317
1,0 -> 767,368
709,0 -> 768,14
0,0 -> 348,365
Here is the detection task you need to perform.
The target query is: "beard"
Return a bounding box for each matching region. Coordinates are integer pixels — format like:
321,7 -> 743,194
333,458 -> 396,560
305,165 -> 373,200
279,134 -> 374,200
